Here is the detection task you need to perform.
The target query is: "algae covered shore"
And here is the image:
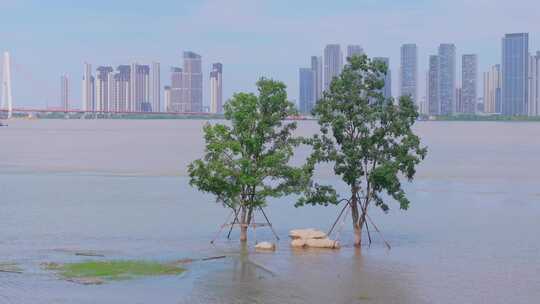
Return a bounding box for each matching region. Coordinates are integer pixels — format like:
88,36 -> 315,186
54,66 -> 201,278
44,260 -> 185,284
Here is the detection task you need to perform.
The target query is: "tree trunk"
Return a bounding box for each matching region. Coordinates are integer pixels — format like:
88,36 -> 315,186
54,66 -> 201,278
350,187 -> 363,247
240,206 -> 248,242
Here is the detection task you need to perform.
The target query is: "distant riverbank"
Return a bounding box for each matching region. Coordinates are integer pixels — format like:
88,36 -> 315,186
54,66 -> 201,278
6,112 -> 540,122
422,114 -> 540,122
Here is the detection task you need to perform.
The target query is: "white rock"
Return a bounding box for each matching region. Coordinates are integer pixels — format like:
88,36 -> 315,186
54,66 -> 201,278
290,239 -> 306,248
305,238 -> 341,249
288,228 -> 327,240
255,242 -> 276,251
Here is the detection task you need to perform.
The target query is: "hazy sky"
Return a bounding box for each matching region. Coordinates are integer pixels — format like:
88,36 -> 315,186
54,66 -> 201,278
0,0 -> 539,109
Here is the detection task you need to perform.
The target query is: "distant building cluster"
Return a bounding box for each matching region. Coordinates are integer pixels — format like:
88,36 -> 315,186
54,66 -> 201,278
81,62 -> 159,113
299,44 -> 390,114
67,51 -> 223,114
299,33 -> 540,117
50,33 -> 540,117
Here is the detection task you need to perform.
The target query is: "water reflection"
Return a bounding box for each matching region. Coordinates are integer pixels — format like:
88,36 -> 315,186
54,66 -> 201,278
182,244 -> 419,304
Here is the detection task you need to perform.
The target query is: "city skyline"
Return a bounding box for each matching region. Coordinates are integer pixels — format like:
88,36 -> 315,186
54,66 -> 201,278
3,31 -> 540,116
1,1 -> 540,113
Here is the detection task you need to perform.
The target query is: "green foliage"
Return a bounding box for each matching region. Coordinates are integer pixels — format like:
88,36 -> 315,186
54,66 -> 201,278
188,78 -> 309,215
298,54 -> 427,214
57,261 -> 184,280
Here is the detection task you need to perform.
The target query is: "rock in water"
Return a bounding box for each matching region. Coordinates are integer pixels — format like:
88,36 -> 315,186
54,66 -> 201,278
306,238 -> 341,249
255,242 -> 276,251
290,239 -> 306,248
289,228 -> 340,249
288,228 -> 327,240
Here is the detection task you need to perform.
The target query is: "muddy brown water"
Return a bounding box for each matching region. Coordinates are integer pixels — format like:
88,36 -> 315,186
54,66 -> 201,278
1,119 -> 539,303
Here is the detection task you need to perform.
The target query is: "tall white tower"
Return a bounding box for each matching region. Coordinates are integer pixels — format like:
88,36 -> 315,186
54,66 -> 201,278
210,63 -> 223,114
1,51 -> 13,119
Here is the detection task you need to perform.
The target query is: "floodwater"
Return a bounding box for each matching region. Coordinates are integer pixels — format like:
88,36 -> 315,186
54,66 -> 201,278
1,119 -> 539,304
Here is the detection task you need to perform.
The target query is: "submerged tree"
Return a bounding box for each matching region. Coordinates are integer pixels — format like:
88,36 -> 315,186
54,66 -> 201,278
188,78 -> 308,242
298,55 -> 427,247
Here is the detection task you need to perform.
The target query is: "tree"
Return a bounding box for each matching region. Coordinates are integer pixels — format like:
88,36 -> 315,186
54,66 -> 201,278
188,78 -> 308,242
298,55 -> 427,247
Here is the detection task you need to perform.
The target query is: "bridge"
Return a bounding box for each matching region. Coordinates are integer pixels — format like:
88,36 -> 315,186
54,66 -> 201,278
0,108 -> 309,120
0,107 -> 217,117
0,51 -> 309,121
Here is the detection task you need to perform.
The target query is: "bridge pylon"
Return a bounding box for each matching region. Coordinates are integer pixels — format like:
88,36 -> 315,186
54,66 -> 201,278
1,51 -> 13,119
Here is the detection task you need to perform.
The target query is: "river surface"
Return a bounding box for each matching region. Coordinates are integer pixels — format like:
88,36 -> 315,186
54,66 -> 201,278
0,119 -> 539,303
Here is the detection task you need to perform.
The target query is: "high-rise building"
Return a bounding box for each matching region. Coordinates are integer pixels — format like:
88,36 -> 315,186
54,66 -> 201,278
483,64 -> 502,114
374,57 -> 392,99
169,67 -> 184,112
502,33 -> 529,116
438,44 -> 456,115
183,51 -> 203,113
130,64 -> 151,112
299,68 -> 315,114
1,52 -> 13,118
428,55 -> 440,115
210,63 -> 223,114
106,69 -> 115,113
151,62 -> 161,112
82,62 -> 94,112
60,74 -> 69,111
528,51 -> 540,116
324,44 -> 343,90
111,65 -> 131,112
164,86 -> 172,113
95,66 -> 114,112
311,56 -> 323,102
400,44 -> 418,103
455,87 -> 463,113
346,45 -> 364,59
461,54 -> 478,114
129,63 -> 137,112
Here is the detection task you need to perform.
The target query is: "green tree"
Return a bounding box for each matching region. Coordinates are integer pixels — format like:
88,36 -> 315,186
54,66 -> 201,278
188,78 -> 308,242
298,55 -> 427,247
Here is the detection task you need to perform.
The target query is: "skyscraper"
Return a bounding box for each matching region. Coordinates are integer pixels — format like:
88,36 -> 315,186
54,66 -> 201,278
82,62 -> 94,112
311,56 -> 323,102
428,55 -> 440,115
299,68 -> 315,114
129,63 -> 137,112
183,51 -> 203,113
438,44 -> 456,115
164,86 -> 172,113
374,57 -> 392,99
461,54 -> 478,114
151,62 -> 161,112
455,87 -> 463,113
60,74 -> 69,112
529,52 -> 540,116
169,67 -> 184,112
210,63 -> 223,114
400,44 -> 418,103
346,45 -> 364,58
111,65 -> 131,112
1,51 -> 13,118
483,64 -> 502,114
324,44 -> 343,90
95,66 -> 113,112
502,33 -> 529,116
132,65 -> 151,112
